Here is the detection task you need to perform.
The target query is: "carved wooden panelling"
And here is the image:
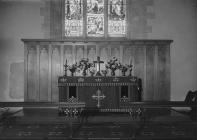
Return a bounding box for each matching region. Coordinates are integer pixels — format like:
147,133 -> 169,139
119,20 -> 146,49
87,45 -> 96,62
39,46 -> 49,101
64,45 -> 73,64
123,45 -> 133,76
133,45 -> 145,100
99,45 -> 109,74
156,45 -> 170,100
111,45 -> 121,76
23,39 -> 172,102
111,45 -> 120,59
64,45 -> 72,76
87,45 -> 96,76
51,46 -> 60,102
27,46 -> 37,101
146,45 -> 155,100
76,45 -> 85,62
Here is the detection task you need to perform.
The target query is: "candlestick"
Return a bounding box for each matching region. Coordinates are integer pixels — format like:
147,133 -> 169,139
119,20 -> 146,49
129,57 -> 133,76
130,58 -> 132,66
64,59 -> 68,77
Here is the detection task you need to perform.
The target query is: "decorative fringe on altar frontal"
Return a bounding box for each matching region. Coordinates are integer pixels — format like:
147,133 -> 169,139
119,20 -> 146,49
100,108 -> 138,113
59,83 -> 136,86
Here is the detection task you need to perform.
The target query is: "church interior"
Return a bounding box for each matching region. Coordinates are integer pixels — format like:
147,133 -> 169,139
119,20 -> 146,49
0,0 -> 197,139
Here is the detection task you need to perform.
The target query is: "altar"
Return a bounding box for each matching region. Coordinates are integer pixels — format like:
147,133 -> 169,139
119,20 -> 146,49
58,76 -> 141,109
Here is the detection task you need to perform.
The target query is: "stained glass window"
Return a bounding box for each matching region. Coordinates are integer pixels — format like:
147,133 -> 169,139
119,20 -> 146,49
64,0 -> 127,37
65,0 -> 83,36
87,0 -> 104,36
108,0 -> 126,36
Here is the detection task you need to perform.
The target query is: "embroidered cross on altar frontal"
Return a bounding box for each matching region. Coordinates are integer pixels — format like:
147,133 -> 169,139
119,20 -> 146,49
92,88 -> 106,108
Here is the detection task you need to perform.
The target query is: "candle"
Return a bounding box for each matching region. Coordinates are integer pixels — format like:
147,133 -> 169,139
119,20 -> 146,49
97,63 -> 99,71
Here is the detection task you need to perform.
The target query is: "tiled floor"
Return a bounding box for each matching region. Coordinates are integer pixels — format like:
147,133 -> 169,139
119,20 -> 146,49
0,107 -> 197,139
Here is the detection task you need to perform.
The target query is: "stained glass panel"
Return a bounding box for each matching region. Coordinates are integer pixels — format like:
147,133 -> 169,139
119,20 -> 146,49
108,0 -> 126,36
87,0 -> 104,36
65,0 -> 83,36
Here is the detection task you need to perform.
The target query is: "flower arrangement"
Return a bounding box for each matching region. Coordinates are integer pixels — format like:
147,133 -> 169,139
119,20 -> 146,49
89,67 -> 96,76
68,62 -> 78,76
78,58 -> 94,76
105,57 -> 121,76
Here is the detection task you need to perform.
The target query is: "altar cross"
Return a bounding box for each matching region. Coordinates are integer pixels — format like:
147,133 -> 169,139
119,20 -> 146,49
92,89 -> 106,108
93,56 -> 104,76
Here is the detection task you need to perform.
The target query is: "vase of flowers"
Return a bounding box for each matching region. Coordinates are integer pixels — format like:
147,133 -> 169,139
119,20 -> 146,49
68,63 -> 78,76
105,57 -> 121,76
78,58 -> 93,76
89,67 -> 96,76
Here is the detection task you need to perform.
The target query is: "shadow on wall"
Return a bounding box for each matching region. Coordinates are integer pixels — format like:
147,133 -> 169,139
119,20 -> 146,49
9,61 -> 24,101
